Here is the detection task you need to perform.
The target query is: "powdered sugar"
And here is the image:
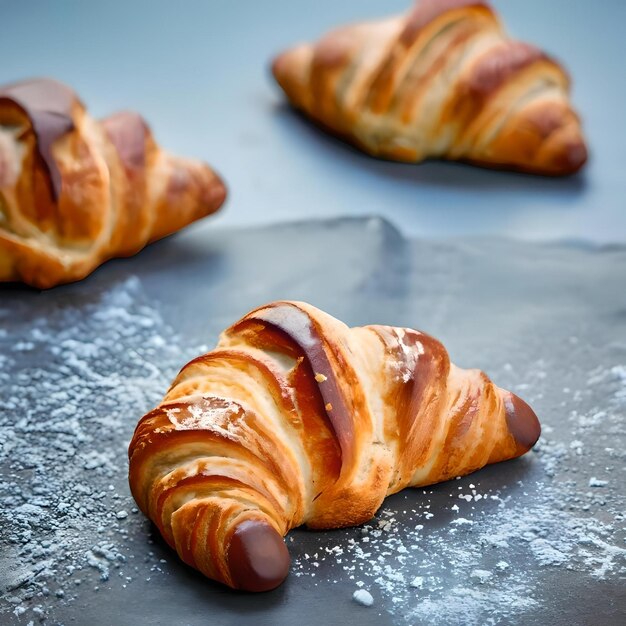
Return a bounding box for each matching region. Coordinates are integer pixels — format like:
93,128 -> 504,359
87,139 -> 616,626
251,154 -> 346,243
0,277 -> 201,622
171,397 -> 245,437
387,328 -> 424,383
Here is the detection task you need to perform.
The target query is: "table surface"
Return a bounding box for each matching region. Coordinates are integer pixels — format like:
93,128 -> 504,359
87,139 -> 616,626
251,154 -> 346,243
1,0 -> 625,243
1,218 -> 625,626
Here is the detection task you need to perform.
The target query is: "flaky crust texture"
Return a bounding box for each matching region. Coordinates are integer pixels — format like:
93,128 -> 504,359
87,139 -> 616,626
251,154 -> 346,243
128,301 -> 541,591
0,78 -> 226,288
272,0 -> 587,175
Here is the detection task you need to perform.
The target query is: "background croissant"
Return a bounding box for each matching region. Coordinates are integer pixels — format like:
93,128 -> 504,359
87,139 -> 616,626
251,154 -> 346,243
128,301 -> 541,592
0,78 -> 226,288
272,0 -> 587,176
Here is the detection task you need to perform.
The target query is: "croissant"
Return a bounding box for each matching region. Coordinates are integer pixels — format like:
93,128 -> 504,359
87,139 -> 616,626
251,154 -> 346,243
128,301 -> 541,592
0,78 -> 226,289
272,0 -> 587,176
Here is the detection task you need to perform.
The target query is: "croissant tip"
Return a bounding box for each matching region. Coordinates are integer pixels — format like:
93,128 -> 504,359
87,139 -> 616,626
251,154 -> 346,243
270,53 -> 284,80
271,45 -> 311,89
271,49 -> 294,87
227,519 -> 290,592
562,139 -> 588,175
208,173 -> 228,213
504,392 -> 541,453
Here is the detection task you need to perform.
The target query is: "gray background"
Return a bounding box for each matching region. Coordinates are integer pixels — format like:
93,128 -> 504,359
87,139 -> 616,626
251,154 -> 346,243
1,0 -> 625,242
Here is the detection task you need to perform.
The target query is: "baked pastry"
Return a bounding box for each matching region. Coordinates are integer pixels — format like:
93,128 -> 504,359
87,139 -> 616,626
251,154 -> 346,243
128,301 -> 541,591
272,0 -> 587,175
0,78 -> 226,288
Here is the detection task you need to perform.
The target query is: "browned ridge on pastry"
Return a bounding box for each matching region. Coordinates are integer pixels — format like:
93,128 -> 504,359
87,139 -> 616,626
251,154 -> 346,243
272,0 -> 587,175
128,301 -> 541,592
0,78 -> 226,288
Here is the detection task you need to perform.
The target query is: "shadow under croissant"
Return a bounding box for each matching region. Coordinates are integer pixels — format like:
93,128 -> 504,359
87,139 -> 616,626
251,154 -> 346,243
271,103 -> 589,196
146,453 -> 538,596
0,231 -> 227,295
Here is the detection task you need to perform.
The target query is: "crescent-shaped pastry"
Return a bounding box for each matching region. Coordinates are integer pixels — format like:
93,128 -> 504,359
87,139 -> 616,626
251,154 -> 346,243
0,78 -> 226,288
129,301 -> 541,591
272,0 -> 587,175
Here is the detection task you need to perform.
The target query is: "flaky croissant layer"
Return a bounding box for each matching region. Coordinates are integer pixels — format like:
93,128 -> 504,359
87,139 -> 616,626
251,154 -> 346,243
128,301 -> 540,592
0,78 -> 226,288
272,0 -> 587,175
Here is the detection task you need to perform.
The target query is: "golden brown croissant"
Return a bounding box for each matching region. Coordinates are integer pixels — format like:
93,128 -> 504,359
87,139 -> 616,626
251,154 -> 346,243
0,78 -> 226,288
128,301 -> 540,592
272,0 -> 587,175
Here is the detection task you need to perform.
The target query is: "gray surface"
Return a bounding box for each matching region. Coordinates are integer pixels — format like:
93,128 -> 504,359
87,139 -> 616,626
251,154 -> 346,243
1,218 -> 625,625
1,0 -> 625,242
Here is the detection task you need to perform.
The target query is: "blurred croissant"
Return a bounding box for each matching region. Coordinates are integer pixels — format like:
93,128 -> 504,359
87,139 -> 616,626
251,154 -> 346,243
0,78 -> 226,288
272,0 -> 587,175
128,301 -> 541,592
